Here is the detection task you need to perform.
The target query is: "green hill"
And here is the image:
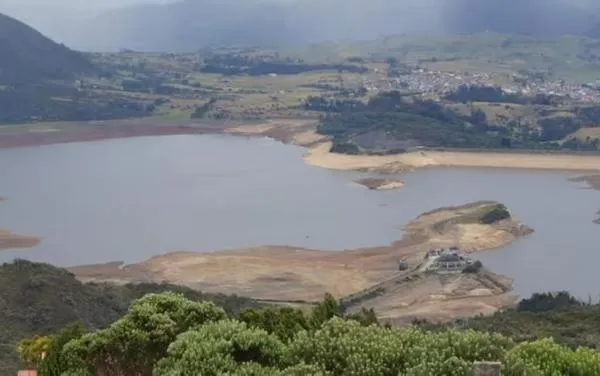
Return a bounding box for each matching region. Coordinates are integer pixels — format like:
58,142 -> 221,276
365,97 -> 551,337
0,14 -> 160,124
0,260 -> 262,375
0,13 -> 94,84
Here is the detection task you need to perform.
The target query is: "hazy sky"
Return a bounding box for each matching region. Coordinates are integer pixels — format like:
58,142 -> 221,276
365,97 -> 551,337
0,0 -> 596,52
0,0 -> 173,11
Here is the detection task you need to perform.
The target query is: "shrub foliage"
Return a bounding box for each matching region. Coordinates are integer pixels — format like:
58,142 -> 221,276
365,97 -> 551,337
21,292 -> 600,376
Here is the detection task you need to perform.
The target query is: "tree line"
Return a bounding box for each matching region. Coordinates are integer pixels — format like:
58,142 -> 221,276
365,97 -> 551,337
17,291 -> 600,375
306,90 -> 600,154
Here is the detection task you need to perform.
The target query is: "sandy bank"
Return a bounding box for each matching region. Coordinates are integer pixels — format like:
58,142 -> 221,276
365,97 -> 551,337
71,201 -> 531,322
304,141 -> 600,173
222,121 -> 600,172
355,178 -> 405,191
0,229 -> 40,250
4,119 -> 600,172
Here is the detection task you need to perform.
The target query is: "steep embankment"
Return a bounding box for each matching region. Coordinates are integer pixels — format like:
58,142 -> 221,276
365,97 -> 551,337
70,201 -> 532,322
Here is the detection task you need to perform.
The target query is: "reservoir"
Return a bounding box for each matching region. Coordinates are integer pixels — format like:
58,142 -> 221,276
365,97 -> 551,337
0,134 -> 598,299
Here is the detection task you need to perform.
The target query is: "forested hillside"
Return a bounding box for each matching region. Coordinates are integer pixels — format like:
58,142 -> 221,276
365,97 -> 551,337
0,13 -> 160,124
16,290 -> 600,375
0,260 -> 262,375
0,13 -> 93,84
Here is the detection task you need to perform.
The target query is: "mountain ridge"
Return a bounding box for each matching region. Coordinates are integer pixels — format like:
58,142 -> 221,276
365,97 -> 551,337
0,12 -> 94,83
32,0 -> 600,52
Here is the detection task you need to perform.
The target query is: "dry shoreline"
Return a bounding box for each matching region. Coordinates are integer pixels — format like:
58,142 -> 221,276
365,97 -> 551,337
2,120 -> 600,172
304,141 -> 600,173
71,201 -> 533,322
0,124 -> 227,148
0,120 -> 588,321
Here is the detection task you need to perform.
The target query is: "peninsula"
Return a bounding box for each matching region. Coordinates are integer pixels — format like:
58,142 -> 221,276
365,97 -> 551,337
70,201 -> 533,323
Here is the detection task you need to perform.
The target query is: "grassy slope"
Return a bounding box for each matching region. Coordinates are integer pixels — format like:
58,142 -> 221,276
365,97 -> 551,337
286,33 -> 600,83
0,260 -> 262,375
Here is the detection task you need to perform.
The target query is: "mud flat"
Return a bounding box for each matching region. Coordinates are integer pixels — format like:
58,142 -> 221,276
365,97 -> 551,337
70,201 -> 532,322
355,178 -> 404,191
0,124 -> 226,148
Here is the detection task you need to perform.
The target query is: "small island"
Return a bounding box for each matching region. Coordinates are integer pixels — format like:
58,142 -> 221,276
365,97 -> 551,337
0,229 -> 40,251
355,178 -> 405,191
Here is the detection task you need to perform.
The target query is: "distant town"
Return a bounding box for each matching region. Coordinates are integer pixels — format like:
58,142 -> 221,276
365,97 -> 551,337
360,67 -> 600,103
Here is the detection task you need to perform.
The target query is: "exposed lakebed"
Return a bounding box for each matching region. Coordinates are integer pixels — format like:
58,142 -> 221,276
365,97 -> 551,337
0,134 -> 599,299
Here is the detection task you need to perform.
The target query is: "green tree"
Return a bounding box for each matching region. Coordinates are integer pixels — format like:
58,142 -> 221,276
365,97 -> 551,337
38,322 -> 86,376
345,308 -> 379,327
310,293 -> 342,329
154,320 -> 285,375
240,306 -> 310,342
61,292 -> 227,375
17,335 -> 52,369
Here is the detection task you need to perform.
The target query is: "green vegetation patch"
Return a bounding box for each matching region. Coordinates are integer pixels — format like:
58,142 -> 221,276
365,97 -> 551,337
0,260 -> 263,375
18,290 -> 600,376
479,204 -> 512,224
420,292 -> 600,350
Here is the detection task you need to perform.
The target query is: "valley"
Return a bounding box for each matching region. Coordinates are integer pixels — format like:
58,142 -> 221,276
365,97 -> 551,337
2,7 -> 600,374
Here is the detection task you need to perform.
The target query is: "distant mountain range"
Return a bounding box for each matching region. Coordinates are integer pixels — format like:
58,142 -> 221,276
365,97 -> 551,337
3,0 -> 600,53
68,0 -> 600,52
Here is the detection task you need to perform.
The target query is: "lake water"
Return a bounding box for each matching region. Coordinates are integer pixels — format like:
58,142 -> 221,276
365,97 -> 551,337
0,134 -> 599,299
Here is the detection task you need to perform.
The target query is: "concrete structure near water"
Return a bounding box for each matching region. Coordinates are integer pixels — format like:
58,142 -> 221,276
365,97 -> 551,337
425,247 -> 474,273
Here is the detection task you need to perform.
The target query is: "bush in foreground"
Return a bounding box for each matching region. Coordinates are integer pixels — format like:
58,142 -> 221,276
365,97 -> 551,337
21,292 -> 600,376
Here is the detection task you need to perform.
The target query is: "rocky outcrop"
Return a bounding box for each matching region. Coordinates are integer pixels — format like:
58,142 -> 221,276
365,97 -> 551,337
355,178 -> 404,190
